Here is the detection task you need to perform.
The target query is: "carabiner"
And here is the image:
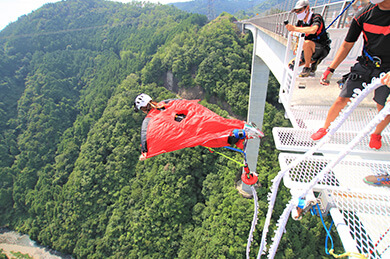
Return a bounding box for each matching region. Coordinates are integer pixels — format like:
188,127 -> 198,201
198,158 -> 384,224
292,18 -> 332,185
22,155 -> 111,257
373,56 -> 382,68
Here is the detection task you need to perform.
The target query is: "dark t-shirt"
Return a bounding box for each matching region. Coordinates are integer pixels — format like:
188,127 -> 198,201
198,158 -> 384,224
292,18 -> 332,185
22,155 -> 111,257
345,4 -> 390,63
296,13 -> 330,46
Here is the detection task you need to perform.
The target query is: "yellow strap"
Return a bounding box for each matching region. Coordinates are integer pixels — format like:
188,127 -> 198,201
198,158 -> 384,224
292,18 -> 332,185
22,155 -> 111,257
329,249 -> 368,259
205,147 -> 245,167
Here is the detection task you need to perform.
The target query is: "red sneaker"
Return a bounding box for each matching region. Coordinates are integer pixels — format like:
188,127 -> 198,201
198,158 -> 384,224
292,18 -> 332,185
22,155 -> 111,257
311,128 -> 328,141
369,134 -> 382,150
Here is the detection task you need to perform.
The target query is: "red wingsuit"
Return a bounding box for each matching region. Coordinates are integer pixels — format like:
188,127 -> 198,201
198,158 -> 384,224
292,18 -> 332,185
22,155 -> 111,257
141,99 -> 245,159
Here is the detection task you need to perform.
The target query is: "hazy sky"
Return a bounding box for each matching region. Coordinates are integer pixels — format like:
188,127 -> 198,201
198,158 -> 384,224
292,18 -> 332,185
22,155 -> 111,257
0,0 -> 191,31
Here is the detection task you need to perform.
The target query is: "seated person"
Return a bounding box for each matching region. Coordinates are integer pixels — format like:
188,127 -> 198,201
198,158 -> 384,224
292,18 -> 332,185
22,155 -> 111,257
286,0 -> 331,77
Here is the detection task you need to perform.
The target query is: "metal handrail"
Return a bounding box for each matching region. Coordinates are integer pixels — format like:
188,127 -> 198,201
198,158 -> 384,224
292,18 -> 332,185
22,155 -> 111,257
243,0 -> 365,38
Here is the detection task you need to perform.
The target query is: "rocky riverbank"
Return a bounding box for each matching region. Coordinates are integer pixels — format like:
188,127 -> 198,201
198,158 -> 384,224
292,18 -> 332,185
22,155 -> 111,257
0,228 -> 72,259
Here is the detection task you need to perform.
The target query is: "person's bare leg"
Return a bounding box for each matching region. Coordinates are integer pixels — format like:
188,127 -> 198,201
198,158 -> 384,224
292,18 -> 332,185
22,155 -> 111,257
302,40 -> 315,68
311,97 -> 350,140
323,97 -> 350,129
372,103 -> 390,135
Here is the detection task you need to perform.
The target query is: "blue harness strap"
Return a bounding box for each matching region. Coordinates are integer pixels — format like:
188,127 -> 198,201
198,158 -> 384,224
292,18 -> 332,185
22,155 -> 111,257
223,146 -> 245,153
223,146 -> 247,160
363,47 -> 382,68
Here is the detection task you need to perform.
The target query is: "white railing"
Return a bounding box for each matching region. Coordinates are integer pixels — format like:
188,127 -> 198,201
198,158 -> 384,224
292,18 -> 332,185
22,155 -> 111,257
246,0 -> 367,37
279,31 -> 305,128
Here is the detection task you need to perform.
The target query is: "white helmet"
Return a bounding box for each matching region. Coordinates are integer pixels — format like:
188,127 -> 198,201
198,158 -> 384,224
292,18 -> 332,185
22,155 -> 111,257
134,93 -> 152,112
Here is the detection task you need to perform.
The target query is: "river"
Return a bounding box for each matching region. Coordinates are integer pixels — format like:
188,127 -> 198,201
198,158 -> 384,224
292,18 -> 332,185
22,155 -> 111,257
0,229 -> 72,259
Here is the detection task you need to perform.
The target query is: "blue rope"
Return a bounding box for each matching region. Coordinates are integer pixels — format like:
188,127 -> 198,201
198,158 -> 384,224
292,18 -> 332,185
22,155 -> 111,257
223,146 -> 245,153
326,0 -> 355,30
223,146 -> 247,160
316,0 -> 355,40
314,204 -> 334,254
325,220 -> 334,254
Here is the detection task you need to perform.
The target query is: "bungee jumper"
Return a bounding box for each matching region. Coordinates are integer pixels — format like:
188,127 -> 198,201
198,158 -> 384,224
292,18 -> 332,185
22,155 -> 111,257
133,93 -> 264,185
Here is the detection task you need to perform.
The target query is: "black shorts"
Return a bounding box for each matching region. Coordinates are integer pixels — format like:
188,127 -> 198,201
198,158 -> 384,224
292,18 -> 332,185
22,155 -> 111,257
311,42 -> 330,61
339,61 -> 390,106
374,85 -> 390,107
300,41 -> 330,62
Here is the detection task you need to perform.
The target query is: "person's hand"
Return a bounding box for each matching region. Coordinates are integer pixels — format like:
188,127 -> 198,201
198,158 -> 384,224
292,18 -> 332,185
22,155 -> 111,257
285,24 -> 295,32
139,153 -> 147,161
381,72 -> 390,87
320,67 -> 335,85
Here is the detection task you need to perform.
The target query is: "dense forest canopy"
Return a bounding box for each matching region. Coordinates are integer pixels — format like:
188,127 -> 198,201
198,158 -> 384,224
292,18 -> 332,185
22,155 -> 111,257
0,0 -> 341,258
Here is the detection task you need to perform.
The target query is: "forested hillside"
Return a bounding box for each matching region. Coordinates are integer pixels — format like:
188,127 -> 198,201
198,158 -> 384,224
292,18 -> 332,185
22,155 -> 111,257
171,0 -> 286,19
172,0 -> 265,18
0,0 -> 340,258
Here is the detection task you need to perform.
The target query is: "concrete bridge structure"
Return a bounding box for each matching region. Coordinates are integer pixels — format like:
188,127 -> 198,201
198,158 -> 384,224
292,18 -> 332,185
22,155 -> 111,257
237,1 -> 390,258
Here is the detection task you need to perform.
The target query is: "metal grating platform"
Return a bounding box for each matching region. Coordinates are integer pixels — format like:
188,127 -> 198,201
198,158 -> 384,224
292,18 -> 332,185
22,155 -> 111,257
279,153 -> 390,258
273,127 -> 390,160
331,190 -> 390,258
278,153 -> 390,192
287,105 -> 390,132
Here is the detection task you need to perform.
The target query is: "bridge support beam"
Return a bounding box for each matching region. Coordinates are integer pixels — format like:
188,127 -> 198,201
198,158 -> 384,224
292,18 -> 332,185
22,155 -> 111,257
242,51 -> 270,193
